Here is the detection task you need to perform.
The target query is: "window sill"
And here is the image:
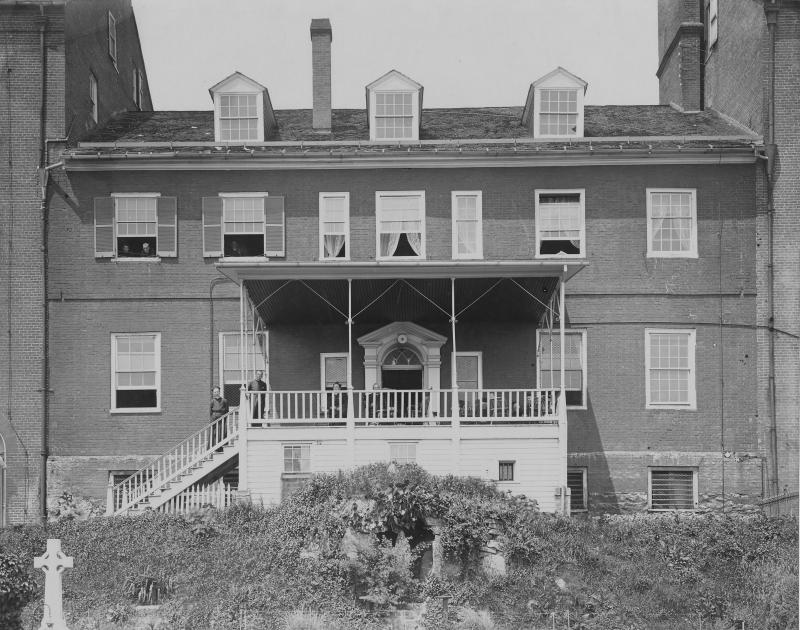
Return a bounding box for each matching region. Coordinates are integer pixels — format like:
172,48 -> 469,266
110,408 -> 162,414
320,257 -> 351,262
376,256 -> 426,262
452,255 -> 484,261
113,257 -> 161,263
535,253 -> 585,260
645,404 -> 697,411
646,252 -> 698,259
219,256 -> 267,262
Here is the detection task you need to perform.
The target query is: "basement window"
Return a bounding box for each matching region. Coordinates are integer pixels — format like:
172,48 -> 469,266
284,444 -> 311,473
649,468 -> 697,510
535,190 -> 585,258
390,442 -> 417,465
567,468 -> 587,511
498,461 -> 515,482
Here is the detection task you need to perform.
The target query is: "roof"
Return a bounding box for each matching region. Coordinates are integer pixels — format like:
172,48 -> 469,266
80,105 -> 754,145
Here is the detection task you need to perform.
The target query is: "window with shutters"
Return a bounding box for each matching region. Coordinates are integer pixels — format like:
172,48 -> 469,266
93,194 -> 177,259
647,189 -> 697,258
389,442 -> 417,464
321,353 -> 348,390
202,194 -> 285,258
452,191 -> 483,259
376,191 -> 425,259
107,11 -> 117,65
649,468 -> 697,510
535,190 -> 585,257
645,329 -> 696,409
219,332 -> 268,406
536,330 -> 587,409
111,333 -> 160,412
319,193 -> 349,260
567,468 -> 587,511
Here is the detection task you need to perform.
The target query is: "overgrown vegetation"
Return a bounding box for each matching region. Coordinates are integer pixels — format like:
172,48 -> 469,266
0,464 -> 796,629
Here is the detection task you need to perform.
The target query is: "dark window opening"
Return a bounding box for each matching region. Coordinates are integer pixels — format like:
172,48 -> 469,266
565,390 -> 584,407
116,389 -> 157,409
223,384 -> 242,407
389,233 -> 420,257
539,240 -> 581,256
224,234 -> 264,257
498,461 -> 515,481
567,469 -> 586,511
117,237 -> 156,257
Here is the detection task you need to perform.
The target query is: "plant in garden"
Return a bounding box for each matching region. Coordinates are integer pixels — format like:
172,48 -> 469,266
123,570 -> 176,605
346,536 -> 421,609
0,550 -> 38,630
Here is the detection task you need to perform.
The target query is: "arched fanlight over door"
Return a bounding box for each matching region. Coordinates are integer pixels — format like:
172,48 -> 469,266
382,346 -> 422,370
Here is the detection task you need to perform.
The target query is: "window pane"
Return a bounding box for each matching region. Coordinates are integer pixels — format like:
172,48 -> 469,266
222,333 -> 267,384
324,356 -> 347,388
651,470 -> 694,509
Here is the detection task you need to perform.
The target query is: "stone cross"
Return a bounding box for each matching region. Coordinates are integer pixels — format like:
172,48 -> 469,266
33,538 -> 73,630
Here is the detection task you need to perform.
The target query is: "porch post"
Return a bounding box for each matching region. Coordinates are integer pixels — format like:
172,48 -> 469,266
559,271 -> 566,405
450,277 -> 460,474
239,283 -> 246,385
558,268 -> 569,514
346,279 -> 355,467
238,283 -> 249,498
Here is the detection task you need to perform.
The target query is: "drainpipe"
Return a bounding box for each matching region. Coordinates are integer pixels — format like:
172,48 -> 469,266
764,3 -> 779,498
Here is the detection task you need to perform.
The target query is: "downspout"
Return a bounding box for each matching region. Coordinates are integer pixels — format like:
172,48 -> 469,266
764,4 -> 779,497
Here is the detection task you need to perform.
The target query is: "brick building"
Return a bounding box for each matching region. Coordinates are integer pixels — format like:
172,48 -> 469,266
658,0 -> 799,509
0,0 -> 151,524
33,17 -> 768,519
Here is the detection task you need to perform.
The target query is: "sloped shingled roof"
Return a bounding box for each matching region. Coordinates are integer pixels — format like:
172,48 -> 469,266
81,105 -> 752,144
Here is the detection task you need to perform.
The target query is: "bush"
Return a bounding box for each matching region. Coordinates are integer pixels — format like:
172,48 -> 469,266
0,551 -> 38,630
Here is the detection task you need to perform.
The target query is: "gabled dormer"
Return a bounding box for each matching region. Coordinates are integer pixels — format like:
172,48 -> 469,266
209,72 -> 276,143
522,67 -> 587,138
366,70 -> 423,141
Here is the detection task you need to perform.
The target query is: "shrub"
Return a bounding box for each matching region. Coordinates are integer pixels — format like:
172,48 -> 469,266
457,608 -> 497,630
283,609 -> 337,630
0,551 -> 38,630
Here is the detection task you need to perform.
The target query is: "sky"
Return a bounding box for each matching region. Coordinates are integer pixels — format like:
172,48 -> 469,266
131,0 -> 660,112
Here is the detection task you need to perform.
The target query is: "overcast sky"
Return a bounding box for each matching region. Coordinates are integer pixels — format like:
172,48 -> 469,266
132,0 -> 659,111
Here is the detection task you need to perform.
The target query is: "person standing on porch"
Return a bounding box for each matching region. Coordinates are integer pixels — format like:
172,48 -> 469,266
210,386 -> 229,449
248,370 -> 267,419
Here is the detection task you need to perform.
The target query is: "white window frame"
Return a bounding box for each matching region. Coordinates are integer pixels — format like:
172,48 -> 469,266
648,467 -> 698,511
107,11 -> 117,65
645,329 -> 697,410
89,73 -> 98,124
373,91 -> 416,140
567,467 -> 588,512
498,460 -> 515,482
216,92 -> 263,143
536,329 -> 588,410
706,0 -> 718,52
534,88 -> 583,138
375,191 -> 426,260
534,189 -> 586,259
453,351 -> 483,390
389,442 -> 417,464
283,443 -> 311,474
110,193 -> 162,260
110,332 -> 161,413
320,353 -> 349,390
218,331 -> 268,392
451,191 -> 483,260
646,189 -> 698,258
319,192 -> 350,261
219,193 -> 269,258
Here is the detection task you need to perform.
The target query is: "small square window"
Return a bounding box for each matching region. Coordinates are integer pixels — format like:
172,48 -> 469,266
535,190 -> 585,258
284,444 -> 310,473
375,92 -> 413,139
498,461 -> 515,482
389,442 -> 417,464
649,468 -> 697,510
538,89 -> 578,136
567,468 -> 587,511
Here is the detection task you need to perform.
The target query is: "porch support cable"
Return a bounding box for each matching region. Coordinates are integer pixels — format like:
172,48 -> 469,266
252,279 -> 293,311
454,278 -> 505,319
346,279 -> 355,466
398,279 -> 451,318
352,280 -> 401,319
299,280 -> 348,319
509,278 -> 558,317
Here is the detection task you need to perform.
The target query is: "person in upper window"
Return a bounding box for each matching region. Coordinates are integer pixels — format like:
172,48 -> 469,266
140,242 -> 154,257
120,243 -> 131,257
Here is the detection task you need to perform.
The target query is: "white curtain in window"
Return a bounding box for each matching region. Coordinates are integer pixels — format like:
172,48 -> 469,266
406,232 -> 422,255
323,234 -> 345,257
380,195 -> 421,256
380,233 -> 402,257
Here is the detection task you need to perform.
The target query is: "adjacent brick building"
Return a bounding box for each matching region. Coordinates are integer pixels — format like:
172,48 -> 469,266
0,0 -> 150,524
658,0 -> 799,508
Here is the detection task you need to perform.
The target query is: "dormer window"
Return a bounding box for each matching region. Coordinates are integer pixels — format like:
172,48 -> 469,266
209,72 -> 277,143
522,67 -> 587,139
366,70 -> 422,142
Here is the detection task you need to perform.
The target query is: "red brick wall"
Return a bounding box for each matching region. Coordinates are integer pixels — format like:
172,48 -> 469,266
657,0 -> 704,110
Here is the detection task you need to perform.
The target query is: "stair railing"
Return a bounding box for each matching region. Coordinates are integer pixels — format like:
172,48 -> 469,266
110,408 -> 239,515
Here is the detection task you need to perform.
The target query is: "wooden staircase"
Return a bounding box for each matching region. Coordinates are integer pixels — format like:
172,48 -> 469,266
109,409 -> 240,515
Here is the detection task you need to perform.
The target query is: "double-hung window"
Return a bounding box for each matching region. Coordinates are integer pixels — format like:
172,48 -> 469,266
93,194 -> 177,259
389,442 -> 417,464
645,329 -> 696,409
452,192 -> 483,259
535,190 -> 585,257
284,444 -> 311,473
219,94 -> 259,142
376,191 -> 425,259
647,189 -> 697,257
89,73 -> 98,124
375,92 -> 413,139
537,330 -> 587,408
111,333 -> 160,412
649,468 -> 697,510
107,11 -> 117,65
539,89 -> 578,136
319,193 -> 349,260
202,194 -> 285,258
220,332 -> 268,406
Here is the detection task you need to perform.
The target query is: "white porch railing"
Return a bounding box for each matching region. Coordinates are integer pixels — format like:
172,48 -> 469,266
243,388 -> 559,425
109,409 -> 239,515
159,480 -> 237,513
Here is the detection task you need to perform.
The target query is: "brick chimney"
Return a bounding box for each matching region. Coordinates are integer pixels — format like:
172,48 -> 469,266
656,0 -> 704,112
310,18 -> 332,132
